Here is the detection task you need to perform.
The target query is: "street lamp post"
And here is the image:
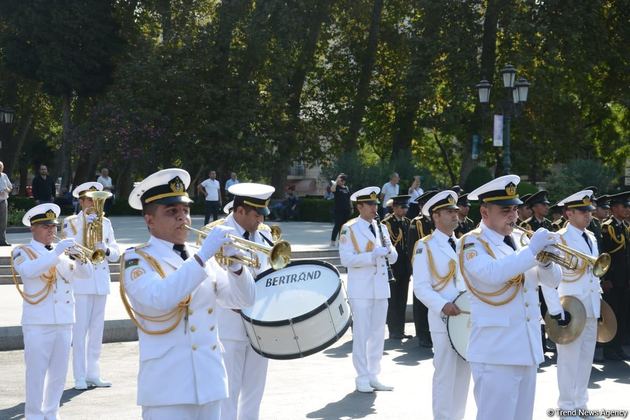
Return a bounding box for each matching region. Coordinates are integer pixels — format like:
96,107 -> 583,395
0,107 -> 15,151
476,65 -> 530,175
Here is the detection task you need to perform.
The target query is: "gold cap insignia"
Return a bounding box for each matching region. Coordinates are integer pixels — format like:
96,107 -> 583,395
582,196 -> 591,205
169,176 -> 185,193
448,196 -> 456,205
505,182 -> 517,196
369,192 -> 377,200
45,210 -> 56,220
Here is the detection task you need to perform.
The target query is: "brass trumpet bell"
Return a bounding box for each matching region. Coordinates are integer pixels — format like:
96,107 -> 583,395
544,295 -> 586,345
186,225 -> 291,270
513,224 -> 611,277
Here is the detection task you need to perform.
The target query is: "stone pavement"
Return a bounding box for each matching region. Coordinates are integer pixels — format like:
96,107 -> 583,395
1,332 -> 629,419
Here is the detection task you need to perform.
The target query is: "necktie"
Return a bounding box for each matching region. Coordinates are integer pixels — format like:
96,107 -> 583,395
243,231 -> 250,240
45,245 -> 53,251
448,237 -> 456,252
582,232 -> 593,253
173,244 -> 189,260
503,235 -> 516,251
368,224 -> 376,237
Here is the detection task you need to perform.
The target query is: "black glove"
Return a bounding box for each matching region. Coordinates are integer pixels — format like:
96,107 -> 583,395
551,311 -> 572,327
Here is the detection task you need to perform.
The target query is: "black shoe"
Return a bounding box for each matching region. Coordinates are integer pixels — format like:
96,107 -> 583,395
389,334 -> 403,340
402,334 -> 413,339
617,350 -> 630,361
0,242 -> 10,246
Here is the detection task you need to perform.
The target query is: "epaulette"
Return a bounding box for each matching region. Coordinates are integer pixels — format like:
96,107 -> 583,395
258,223 -> 271,232
64,214 -> 78,221
601,218 -> 613,226
460,227 -> 482,243
343,217 -> 358,227
557,227 -> 568,235
132,242 -> 150,250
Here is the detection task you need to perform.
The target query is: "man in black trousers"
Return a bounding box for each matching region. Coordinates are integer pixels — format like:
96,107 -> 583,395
382,195 -> 412,339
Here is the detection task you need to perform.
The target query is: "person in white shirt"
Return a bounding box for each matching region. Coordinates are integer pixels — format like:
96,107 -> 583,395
0,161 -> 13,246
96,168 -> 115,213
380,173 -> 400,218
413,190 -> 470,420
541,190 -> 603,420
63,182 -> 120,390
225,172 -> 239,201
460,175 -> 562,420
339,186 -> 398,393
121,168 -> 255,420
198,170 -> 222,224
11,203 -> 93,419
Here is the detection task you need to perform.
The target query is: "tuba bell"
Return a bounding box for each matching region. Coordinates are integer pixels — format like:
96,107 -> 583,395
83,190 -> 113,264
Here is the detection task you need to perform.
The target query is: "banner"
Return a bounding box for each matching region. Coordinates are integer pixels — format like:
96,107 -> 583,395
493,114 -> 503,147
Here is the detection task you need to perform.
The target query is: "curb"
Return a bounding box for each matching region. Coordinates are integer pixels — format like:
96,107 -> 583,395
6,227 -> 30,234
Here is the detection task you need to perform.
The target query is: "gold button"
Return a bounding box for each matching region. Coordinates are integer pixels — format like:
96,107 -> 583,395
208,308 -> 214,314
190,326 -> 196,332
210,326 -> 215,331
192,345 -> 198,351
212,345 -> 217,351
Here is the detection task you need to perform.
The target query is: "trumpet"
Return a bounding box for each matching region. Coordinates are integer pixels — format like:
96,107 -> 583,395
185,225 -> 291,270
511,224 -> 611,277
53,235 -> 102,264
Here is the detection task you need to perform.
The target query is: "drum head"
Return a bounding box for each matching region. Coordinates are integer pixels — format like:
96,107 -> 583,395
447,292 -> 471,360
241,260 -> 342,325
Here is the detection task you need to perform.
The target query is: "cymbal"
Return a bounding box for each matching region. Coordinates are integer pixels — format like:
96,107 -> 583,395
597,299 -> 617,343
544,295 -> 586,345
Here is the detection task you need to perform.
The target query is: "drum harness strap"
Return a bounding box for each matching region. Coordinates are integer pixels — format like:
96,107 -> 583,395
119,247 -> 191,335
458,229 -> 523,306
421,234 -> 457,291
11,245 -> 60,305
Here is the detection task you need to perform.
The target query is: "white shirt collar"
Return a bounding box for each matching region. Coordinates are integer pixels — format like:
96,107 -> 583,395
432,228 -> 455,244
30,239 -> 49,252
566,223 -> 585,235
479,220 -> 505,245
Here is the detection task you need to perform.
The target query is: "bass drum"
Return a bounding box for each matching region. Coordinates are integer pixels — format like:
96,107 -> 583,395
446,291 -> 471,360
240,260 -> 352,360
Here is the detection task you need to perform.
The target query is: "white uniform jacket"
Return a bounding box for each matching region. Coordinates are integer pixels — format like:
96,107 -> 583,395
12,240 -> 93,325
121,236 -> 255,406
413,230 -> 466,333
541,224 -> 601,319
217,214 -> 273,342
339,217 -> 398,299
63,211 -> 120,295
459,222 -> 562,366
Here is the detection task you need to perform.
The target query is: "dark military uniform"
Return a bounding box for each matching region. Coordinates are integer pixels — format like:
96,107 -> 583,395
588,217 -> 603,249
408,213 -> 434,347
601,216 -> 630,358
520,216 -> 553,232
551,216 -> 567,232
455,216 -> 474,239
382,212 -> 412,338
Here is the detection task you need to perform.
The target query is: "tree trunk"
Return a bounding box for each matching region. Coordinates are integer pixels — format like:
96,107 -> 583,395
459,0 -> 500,184
60,93 -> 73,192
8,115 -> 33,179
432,130 -> 457,185
344,0 -> 384,153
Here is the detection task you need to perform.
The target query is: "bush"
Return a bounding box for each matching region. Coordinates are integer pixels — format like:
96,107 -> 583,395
8,196 -> 35,211
463,166 -> 493,193
295,198 -> 335,222
8,208 -> 26,226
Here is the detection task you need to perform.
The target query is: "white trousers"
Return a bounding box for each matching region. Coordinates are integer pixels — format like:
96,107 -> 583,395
349,298 -> 388,383
72,294 -> 107,381
220,340 -> 268,420
23,324 -> 72,420
142,400 -> 220,420
431,332 -> 471,420
557,317 -> 597,410
470,362 -> 536,420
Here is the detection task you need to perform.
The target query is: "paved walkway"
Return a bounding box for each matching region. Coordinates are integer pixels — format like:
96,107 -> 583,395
1,335 -> 629,419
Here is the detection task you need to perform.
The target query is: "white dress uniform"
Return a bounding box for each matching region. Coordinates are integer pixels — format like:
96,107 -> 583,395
541,191 -> 601,413
461,176 -> 562,420
339,187 -> 398,390
122,168 -> 256,420
413,190 -> 470,420
123,236 -> 255,418
217,182 -> 275,420
63,182 -> 121,385
12,204 -> 93,420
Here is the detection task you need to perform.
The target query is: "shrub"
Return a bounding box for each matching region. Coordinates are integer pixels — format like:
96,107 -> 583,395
295,198 -> 335,222
463,166 -> 493,193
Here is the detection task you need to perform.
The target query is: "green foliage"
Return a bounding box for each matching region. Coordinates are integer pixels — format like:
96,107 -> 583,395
544,159 -> 618,203
7,208 -> 26,226
463,166 -> 493,194
8,196 -> 35,211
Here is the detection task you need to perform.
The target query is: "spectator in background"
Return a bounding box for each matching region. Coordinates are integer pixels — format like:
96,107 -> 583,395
197,170 -> 222,224
96,168 -> 114,214
271,185 -> 299,221
380,172 -> 400,219
31,165 -> 56,204
225,172 -> 240,202
407,175 -> 424,219
0,161 -> 13,246
330,173 -> 352,247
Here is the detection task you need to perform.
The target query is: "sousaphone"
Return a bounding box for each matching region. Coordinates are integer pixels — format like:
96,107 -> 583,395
544,295 -> 586,345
